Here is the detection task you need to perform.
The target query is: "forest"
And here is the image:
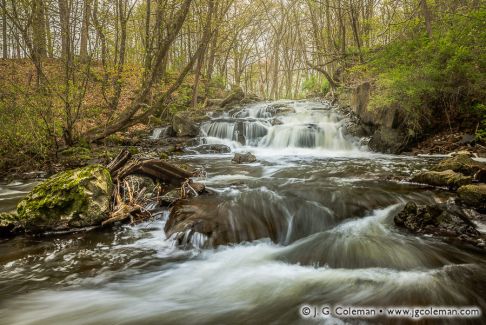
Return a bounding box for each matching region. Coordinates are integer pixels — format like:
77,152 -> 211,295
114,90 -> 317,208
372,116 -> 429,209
0,0 -> 484,173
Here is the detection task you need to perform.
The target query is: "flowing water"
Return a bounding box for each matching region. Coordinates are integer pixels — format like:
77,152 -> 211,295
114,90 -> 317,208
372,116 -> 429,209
0,100 -> 485,324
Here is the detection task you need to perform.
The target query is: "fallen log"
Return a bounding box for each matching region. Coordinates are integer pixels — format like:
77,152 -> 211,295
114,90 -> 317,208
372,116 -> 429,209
114,159 -> 192,184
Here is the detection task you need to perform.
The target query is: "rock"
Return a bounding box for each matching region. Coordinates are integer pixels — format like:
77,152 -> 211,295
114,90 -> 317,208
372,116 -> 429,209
433,154 -> 486,178
205,98 -> 224,107
0,211 -> 21,236
192,144 -> 231,154
451,150 -> 474,157
15,165 -> 114,233
271,118 -> 283,126
221,86 -> 245,108
172,112 -> 200,137
457,184 -> 486,211
368,128 -> 407,154
455,134 -> 476,146
123,175 -> 160,200
232,152 -> 256,164
394,202 -> 483,246
410,170 -> 472,189
351,82 -> 402,129
160,182 -> 205,207
160,189 -> 181,206
165,199 -> 217,247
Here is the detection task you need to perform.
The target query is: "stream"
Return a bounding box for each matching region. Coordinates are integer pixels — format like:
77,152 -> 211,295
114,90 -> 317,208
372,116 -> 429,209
0,100 -> 485,324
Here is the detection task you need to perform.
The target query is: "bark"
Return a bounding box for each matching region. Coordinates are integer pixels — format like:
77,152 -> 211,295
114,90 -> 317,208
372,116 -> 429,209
80,0 -> 91,62
420,0 -> 433,37
2,0 -> 7,58
192,0 -> 214,108
349,1 -> 363,63
58,0 -> 70,60
32,0 -> 47,63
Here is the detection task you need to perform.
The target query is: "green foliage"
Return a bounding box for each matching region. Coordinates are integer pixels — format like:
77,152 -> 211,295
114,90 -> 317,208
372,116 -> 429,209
0,91 -> 57,171
363,9 -> 486,133
474,103 -> 486,142
302,75 -> 330,96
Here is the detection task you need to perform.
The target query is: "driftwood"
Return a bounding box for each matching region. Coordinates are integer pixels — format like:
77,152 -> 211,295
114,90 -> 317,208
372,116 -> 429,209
115,159 -> 192,184
107,149 -> 132,174
103,149 -> 198,226
108,149 -> 192,184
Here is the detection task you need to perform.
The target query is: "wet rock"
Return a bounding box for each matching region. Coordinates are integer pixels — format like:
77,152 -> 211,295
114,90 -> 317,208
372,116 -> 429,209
410,170 -> 472,189
267,103 -> 296,116
394,202 -> 483,247
232,152 -> 256,164
433,154 -> 486,178
160,182 -> 205,207
451,150 -> 475,157
193,144 -> 231,154
457,184 -> 486,211
160,189 -> 181,206
15,165 -> 113,233
368,128 -> 407,154
0,211 -> 21,236
172,112 -> 200,137
271,118 -> 283,126
165,200 -> 218,247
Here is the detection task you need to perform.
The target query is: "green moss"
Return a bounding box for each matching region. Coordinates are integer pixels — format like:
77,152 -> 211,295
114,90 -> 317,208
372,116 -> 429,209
127,146 -> 140,155
159,152 -> 169,160
16,164 -> 113,231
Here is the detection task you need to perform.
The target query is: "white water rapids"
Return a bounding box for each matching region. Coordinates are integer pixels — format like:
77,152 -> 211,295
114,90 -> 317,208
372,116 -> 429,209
0,100 -> 485,325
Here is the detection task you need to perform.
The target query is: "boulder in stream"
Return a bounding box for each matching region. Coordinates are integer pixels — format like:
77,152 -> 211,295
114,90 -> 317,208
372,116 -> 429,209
410,170 -> 472,189
232,152 -> 256,164
192,144 -> 231,154
394,202 -> 483,247
0,211 -> 21,236
433,154 -> 486,179
15,164 -> 114,233
457,184 -> 486,211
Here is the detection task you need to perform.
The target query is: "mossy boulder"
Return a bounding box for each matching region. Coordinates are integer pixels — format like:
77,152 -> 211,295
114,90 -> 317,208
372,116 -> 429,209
0,211 -> 21,236
410,170 -> 472,189
15,165 -> 114,232
433,154 -> 486,177
457,184 -> 486,210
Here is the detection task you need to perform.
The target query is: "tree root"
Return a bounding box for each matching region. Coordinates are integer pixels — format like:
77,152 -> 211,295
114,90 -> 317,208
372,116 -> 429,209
104,149 -> 200,226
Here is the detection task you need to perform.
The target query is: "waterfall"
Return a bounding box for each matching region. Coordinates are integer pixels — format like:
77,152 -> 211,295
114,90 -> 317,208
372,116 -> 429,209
199,101 -> 356,151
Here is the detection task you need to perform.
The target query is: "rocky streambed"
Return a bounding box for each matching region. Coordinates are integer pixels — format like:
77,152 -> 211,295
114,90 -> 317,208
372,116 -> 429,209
0,100 -> 485,324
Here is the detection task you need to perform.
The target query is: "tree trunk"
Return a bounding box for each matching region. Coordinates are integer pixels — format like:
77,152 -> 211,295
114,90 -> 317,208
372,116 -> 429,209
349,1 -> 363,63
80,0 -> 91,62
58,0 -> 70,60
192,0 -> 214,108
420,0 -> 433,37
2,0 -> 7,58
32,0 -> 47,60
